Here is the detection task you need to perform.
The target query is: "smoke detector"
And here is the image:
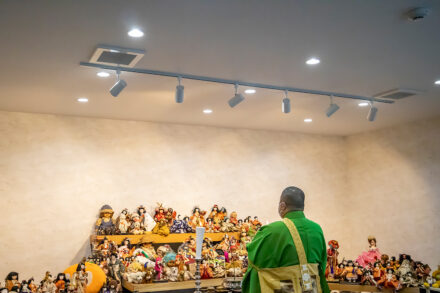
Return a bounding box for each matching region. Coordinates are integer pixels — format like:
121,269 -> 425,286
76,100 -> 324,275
406,7 -> 430,22
89,45 -> 145,68
373,88 -> 423,100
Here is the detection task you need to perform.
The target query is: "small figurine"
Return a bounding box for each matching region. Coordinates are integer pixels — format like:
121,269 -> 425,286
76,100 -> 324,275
72,263 -> 88,293
20,281 -> 29,293
118,238 -> 133,259
361,270 -> 377,286
344,260 -> 357,283
42,272 -> 57,293
251,216 -> 262,227
229,211 -> 238,226
97,237 -> 112,258
377,269 -> 401,292
334,263 -> 345,281
170,215 -> 186,233
356,236 -> 381,268
373,262 -> 383,281
189,207 -> 206,230
165,208 -> 177,227
54,274 -> 66,293
116,209 -> 130,234
108,254 -> 125,292
28,278 -> 37,293
5,272 -> 20,291
95,205 -> 116,235
325,240 -> 339,281
218,207 -> 228,221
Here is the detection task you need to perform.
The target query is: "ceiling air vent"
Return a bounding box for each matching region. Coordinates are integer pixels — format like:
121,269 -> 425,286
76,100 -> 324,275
89,45 -> 145,68
373,88 -> 423,100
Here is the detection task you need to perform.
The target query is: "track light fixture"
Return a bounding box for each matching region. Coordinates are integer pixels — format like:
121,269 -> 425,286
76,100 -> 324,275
282,90 -> 291,114
109,70 -> 127,97
326,95 -> 340,117
175,76 -> 184,103
367,102 -> 378,122
228,84 -> 245,108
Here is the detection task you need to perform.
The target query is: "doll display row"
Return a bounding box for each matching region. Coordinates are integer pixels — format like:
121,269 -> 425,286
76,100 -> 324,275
95,204 -> 262,236
325,237 -> 440,292
87,228 -> 253,291
2,261 -> 90,293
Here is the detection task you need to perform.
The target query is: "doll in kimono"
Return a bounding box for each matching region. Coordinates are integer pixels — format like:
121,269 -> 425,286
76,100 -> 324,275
229,211 -> 238,226
326,240 -> 339,281
54,274 -> 66,293
170,215 -> 186,233
182,216 -> 194,233
28,278 -> 37,293
189,207 -> 206,230
377,269 -> 402,292
5,272 -> 20,291
205,218 -> 216,233
42,272 -> 57,293
361,270 -> 377,286
116,209 -> 130,235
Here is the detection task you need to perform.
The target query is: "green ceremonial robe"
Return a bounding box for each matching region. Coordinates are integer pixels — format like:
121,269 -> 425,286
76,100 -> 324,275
242,211 -> 330,293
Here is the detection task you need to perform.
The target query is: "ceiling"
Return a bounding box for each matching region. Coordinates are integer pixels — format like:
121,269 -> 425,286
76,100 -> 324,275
0,0 -> 439,136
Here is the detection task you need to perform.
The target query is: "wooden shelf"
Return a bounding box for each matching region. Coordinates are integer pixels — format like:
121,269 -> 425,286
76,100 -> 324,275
328,283 -> 421,293
122,278 -> 223,292
91,232 -> 241,244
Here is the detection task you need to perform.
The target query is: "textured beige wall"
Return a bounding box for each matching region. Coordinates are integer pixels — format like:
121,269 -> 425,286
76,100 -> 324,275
0,111 -> 347,280
345,117 -> 440,266
1,111 -> 438,280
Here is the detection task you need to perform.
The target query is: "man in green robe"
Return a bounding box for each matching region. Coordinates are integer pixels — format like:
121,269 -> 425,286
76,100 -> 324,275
242,186 -> 330,293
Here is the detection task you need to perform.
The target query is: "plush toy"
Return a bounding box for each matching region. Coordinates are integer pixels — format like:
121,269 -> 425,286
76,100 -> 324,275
125,272 -> 146,284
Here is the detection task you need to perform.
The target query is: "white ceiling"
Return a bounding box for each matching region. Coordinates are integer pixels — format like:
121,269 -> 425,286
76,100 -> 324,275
0,0 -> 439,135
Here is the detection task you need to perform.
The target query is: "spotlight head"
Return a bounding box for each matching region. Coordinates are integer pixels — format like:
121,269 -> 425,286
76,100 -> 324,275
228,93 -> 245,108
282,98 -> 291,114
367,106 -> 378,122
175,85 -> 184,103
326,103 -> 340,117
110,79 -> 127,97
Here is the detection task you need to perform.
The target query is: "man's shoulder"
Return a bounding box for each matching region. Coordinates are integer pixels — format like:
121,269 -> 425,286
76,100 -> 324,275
302,218 -> 324,233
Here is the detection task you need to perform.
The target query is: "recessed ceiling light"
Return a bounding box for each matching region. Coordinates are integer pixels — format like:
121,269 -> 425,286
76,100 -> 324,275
306,58 -> 320,65
97,72 -> 110,77
128,28 -> 144,38
77,97 -> 88,103
435,80 -> 440,85
358,102 -> 370,107
304,118 -> 313,123
244,89 -> 256,94
203,109 -> 213,114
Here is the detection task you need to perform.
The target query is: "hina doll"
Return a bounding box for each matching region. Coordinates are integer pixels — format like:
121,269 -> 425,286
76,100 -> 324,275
326,240 -> 339,281
72,263 -> 88,293
20,281 -> 30,293
220,218 -> 236,232
377,269 -> 401,292
95,205 -> 116,235
252,216 -> 262,227
118,238 -> 133,259
5,272 -> 20,291
42,272 -> 57,293
344,261 -> 357,283
356,236 -> 381,268
170,215 -> 186,233
116,209 -> 130,235
360,270 -> 377,286
189,207 -> 206,229
373,262 -> 383,281
97,238 -> 112,258
242,217 -> 252,232
165,208 -> 177,226
129,214 -> 144,234
229,211 -> 238,226
28,278 -> 37,293
182,216 -> 194,233
54,274 -> 66,293
200,261 -> 214,279
205,218 -> 216,233
208,205 -> 223,227
218,207 -> 227,221
334,263 -> 346,281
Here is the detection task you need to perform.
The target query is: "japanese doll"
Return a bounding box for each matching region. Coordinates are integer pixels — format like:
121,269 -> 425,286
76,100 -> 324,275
189,207 -> 206,229
325,240 -> 339,281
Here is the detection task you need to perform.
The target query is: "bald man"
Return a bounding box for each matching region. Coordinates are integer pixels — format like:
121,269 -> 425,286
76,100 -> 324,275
242,186 -> 330,293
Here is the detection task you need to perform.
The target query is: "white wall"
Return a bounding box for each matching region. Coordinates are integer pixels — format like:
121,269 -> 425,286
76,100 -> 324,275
0,111 -> 438,281
0,111 -> 347,280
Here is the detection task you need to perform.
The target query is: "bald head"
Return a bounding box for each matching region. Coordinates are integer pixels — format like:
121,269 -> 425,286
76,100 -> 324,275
278,186 -> 305,218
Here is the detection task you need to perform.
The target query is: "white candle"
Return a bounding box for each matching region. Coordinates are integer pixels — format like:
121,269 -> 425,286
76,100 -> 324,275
195,227 -> 205,260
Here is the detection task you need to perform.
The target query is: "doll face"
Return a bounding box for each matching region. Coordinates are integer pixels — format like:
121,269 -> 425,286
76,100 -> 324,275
369,239 -> 376,246
12,275 -> 17,280
139,208 -> 145,214
59,275 -> 64,280
103,212 -> 112,218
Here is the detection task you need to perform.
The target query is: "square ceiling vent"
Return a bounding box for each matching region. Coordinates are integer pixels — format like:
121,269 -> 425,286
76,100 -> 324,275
89,45 -> 145,68
373,88 -> 423,100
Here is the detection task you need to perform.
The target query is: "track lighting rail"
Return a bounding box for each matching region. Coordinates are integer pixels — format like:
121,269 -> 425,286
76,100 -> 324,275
79,62 -> 394,104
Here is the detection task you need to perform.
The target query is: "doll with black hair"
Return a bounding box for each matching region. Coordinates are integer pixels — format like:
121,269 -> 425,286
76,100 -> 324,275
5,273 -> 20,291
360,270 -> 377,286
182,216 -> 193,233
54,274 -> 66,293
72,263 -> 88,293
19,281 -> 30,293
41,272 -> 56,293
189,207 -> 206,230
377,269 -> 401,292
27,279 -> 36,293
